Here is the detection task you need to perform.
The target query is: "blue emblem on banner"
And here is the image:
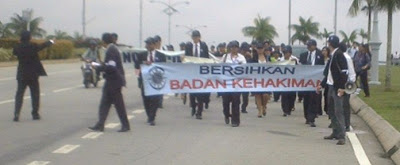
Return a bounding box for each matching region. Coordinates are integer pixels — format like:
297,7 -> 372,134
148,66 -> 166,90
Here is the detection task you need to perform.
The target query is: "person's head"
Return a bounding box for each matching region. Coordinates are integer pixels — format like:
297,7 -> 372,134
264,47 -> 273,55
240,42 -> 250,54
179,42 -> 186,50
264,41 -> 270,48
327,35 -> 340,50
229,40 -> 240,55
283,45 -> 292,59
102,33 -> 113,45
306,39 -> 317,51
251,40 -> 257,49
339,42 -> 347,53
352,42 -> 359,48
256,42 -> 265,55
272,51 -> 281,59
89,40 -> 97,50
167,45 -> 174,51
145,37 -> 156,51
321,46 -> 330,58
20,31 -> 31,43
154,35 -> 162,49
111,33 -> 118,43
363,44 -> 370,54
210,45 -> 216,52
280,43 -> 285,51
191,30 -> 201,43
218,43 -> 226,53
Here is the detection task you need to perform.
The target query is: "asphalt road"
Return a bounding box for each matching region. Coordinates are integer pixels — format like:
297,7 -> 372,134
0,62 -> 394,165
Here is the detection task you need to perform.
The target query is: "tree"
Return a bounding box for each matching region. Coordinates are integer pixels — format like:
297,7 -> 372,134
8,12 -> 46,38
348,0 -> 376,42
0,21 -> 14,38
242,15 -> 278,42
47,30 -> 72,40
359,28 -> 368,43
319,28 -> 333,46
376,0 -> 400,91
339,30 -> 358,46
73,31 -> 84,42
290,16 -> 320,45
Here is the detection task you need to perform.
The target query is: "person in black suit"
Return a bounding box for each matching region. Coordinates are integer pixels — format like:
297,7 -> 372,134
240,42 -> 252,113
299,39 -> 325,127
134,37 -> 166,126
185,30 -> 209,119
89,33 -> 130,132
12,31 -> 53,122
318,35 -> 348,145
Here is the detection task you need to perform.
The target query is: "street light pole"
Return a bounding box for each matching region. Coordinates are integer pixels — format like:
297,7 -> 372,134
288,0 -> 291,45
334,0 -> 337,35
149,0 -> 189,45
82,0 -> 86,39
176,24 -> 207,36
139,0 -> 143,47
22,9 -> 33,31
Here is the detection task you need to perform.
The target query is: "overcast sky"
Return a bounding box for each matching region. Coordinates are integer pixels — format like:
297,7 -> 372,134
1,0 -> 399,61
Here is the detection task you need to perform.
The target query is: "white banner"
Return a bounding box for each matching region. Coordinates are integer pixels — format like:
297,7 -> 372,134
140,63 -> 324,96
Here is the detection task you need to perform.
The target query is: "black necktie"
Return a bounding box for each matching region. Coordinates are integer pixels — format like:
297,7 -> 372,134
308,51 -> 312,65
194,44 -> 199,57
149,51 -> 153,62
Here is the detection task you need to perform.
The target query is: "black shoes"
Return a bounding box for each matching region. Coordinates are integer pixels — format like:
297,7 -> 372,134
263,112 -> 266,116
13,116 -> 19,122
118,127 -> 130,132
283,113 -> 288,117
149,121 -> 156,126
241,110 -> 248,113
231,123 -> 239,127
310,122 -> 316,127
32,114 -> 41,120
305,121 -> 310,124
323,134 -> 337,140
225,117 -> 230,124
337,139 -> 346,145
191,108 -> 196,116
196,115 -> 202,120
258,115 -> 262,118
89,125 -> 104,132
205,103 -> 209,109
345,126 -> 351,132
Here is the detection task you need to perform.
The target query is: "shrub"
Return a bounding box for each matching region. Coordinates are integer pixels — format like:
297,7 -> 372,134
0,48 -> 15,62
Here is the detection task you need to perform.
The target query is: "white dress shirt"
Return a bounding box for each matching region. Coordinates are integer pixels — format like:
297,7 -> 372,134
308,50 -> 316,65
147,50 -> 156,62
192,42 -> 201,57
327,48 -> 338,85
222,53 -> 247,64
344,52 -> 356,82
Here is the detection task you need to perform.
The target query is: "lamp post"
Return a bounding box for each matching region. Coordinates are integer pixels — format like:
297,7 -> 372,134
139,0 -> 143,47
334,0 -> 337,35
22,9 -> 33,31
149,0 -> 190,45
176,24 -> 207,36
82,0 -> 86,39
369,8 -> 382,85
288,0 -> 291,45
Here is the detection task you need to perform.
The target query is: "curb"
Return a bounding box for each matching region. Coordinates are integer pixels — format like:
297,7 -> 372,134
350,95 -> 400,164
0,58 -> 80,68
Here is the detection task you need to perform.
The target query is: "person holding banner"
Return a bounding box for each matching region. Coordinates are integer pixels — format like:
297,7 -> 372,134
184,30 -> 210,119
280,45 -> 298,117
221,40 -> 247,127
154,35 -> 165,109
318,35 -> 348,145
135,37 -> 166,126
252,42 -> 271,118
240,42 -> 253,114
299,39 -> 325,127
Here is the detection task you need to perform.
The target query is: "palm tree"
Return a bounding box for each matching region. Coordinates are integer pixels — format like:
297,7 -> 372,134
8,12 -> 46,38
47,30 -> 72,40
359,28 -> 368,43
339,30 -> 358,46
376,0 -> 400,91
290,16 -> 320,45
319,28 -> 333,46
0,21 -> 14,38
242,15 -> 278,42
348,0 -> 376,42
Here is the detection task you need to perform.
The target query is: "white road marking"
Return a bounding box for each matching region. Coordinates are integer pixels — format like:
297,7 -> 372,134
0,70 -> 76,82
0,77 -> 14,82
52,144 -> 80,154
163,96 -> 170,99
167,93 -> 175,96
53,85 -> 83,93
132,109 -> 145,114
347,132 -> 371,165
105,123 -> 120,129
82,132 -> 103,139
128,115 -> 135,120
0,93 -> 45,105
27,161 -> 50,165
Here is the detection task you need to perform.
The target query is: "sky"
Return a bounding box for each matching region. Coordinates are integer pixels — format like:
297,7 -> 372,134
1,0 -> 399,61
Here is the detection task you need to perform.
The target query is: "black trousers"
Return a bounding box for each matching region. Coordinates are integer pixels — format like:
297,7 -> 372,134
141,87 -> 161,122
189,93 -> 207,116
204,93 -> 211,105
241,92 -> 249,111
323,87 -> 329,116
273,92 -> 281,101
97,87 -> 129,128
222,93 -> 241,124
343,94 -> 351,128
281,92 -> 296,115
303,92 -> 322,123
356,71 -> 370,96
15,79 -> 40,116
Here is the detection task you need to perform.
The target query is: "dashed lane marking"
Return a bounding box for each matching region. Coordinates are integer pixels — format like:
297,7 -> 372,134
52,144 -> 80,154
105,123 -> 120,129
132,109 -> 145,114
128,115 -> 135,120
82,132 -> 103,139
53,85 -> 83,93
27,161 -> 50,165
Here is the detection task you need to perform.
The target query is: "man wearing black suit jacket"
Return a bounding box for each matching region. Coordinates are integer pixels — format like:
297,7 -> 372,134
13,31 -> 53,122
299,39 -> 325,127
318,35 -> 348,145
89,33 -> 130,132
185,30 -> 209,119
134,37 -> 166,126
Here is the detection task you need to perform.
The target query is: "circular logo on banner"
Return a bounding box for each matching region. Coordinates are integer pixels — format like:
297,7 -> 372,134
147,66 -> 166,90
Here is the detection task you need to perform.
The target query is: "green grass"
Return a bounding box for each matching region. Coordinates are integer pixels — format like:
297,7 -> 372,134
359,66 -> 400,131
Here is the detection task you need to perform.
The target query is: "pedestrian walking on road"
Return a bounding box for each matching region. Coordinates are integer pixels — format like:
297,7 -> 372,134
89,33 -> 130,132
13,31 -> 53,122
